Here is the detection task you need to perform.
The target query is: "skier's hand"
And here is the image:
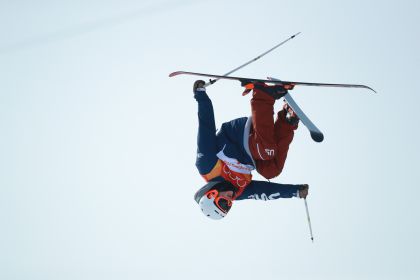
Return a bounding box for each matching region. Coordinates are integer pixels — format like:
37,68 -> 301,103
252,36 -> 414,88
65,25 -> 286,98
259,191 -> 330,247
299,184 -> 309,199
283,83 -> 295,90
284,102 -> 299,126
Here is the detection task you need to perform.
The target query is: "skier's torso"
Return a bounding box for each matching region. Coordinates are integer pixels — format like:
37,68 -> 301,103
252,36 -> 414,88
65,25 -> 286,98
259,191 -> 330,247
201,117 -> 255,190
217,116 -> 255,165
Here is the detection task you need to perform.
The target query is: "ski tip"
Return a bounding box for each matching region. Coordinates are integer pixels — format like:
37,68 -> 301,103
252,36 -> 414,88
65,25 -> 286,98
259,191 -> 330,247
169,71 -> 182,77
359,85 -> 376,93
310,131 -> 324,143
367,86 -> 377,93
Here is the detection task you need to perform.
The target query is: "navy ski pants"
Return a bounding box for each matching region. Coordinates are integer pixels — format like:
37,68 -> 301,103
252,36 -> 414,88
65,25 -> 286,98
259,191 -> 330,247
194,91 -> 219,175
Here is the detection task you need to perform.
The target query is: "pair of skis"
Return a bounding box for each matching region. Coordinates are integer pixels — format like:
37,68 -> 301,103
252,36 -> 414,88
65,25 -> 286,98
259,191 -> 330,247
169,70 -> 375,142
169,32 -> 375,143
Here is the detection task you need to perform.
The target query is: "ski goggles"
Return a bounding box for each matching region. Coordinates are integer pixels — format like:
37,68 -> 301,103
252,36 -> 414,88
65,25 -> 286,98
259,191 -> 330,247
205,189 -> 233,213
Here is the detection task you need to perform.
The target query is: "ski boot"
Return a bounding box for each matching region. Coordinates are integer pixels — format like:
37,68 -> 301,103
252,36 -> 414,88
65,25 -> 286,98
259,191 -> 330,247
241,80 -> 288,100
283,101 -> 299,126
193,80 -> 206,93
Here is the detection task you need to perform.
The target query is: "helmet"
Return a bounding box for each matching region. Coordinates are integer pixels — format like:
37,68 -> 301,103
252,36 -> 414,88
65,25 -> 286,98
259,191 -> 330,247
194,180 -> 236,220
199,189 -> 233,220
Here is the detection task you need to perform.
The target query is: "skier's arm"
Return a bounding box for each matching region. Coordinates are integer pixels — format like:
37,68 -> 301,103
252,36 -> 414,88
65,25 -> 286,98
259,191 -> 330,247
235,180 -> 304,200
194,88 -> 219,176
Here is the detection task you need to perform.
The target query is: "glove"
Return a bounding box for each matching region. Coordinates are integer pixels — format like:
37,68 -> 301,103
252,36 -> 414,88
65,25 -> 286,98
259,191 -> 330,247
298,184 -> 309,199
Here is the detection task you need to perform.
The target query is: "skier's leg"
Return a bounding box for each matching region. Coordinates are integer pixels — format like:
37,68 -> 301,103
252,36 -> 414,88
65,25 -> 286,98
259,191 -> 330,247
194,82 -> 219,175
252,105 -> 298,179
247,87 -> 282,179
271,108 -> 298,174
248,88 -> 278,161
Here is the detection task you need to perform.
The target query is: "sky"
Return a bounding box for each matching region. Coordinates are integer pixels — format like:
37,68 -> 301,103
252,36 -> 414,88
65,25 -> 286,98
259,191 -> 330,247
0,0 -> 419,279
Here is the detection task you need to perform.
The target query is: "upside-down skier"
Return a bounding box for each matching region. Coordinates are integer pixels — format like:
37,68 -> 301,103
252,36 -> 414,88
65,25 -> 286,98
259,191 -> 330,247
193,79 -> 309,220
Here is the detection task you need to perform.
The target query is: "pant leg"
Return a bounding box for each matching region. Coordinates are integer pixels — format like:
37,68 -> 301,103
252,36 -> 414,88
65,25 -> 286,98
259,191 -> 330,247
272,109 -> 297,175
248,89 -> 278,161
252,108 -> 297,179
194,91 -> 219,175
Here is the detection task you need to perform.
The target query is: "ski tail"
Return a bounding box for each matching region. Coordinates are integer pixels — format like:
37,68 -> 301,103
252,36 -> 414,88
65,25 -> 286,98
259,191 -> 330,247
284,92 -> 324,143
269,77 -> 324,143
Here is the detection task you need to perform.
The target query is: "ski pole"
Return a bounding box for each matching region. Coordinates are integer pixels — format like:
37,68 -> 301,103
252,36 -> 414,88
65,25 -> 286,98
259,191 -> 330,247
204,32 -> 301,87
304,198 -> 314,242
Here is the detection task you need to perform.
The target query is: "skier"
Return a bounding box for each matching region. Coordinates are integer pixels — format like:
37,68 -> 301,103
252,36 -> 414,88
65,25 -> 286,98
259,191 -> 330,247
193,80 -> 309,220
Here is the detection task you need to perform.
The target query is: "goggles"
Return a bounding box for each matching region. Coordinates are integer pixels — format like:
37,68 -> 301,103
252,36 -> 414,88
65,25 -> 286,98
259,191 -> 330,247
206,189 -> 233,213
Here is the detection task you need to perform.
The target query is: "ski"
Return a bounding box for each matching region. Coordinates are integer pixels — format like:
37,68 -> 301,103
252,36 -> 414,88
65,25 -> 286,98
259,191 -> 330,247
169,71 -> 376,93
268,77 -> 324,142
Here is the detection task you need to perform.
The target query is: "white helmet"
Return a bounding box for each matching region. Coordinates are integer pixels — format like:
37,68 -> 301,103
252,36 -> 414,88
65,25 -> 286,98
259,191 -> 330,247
199,193 -> 227,220
194,181 -> 235,220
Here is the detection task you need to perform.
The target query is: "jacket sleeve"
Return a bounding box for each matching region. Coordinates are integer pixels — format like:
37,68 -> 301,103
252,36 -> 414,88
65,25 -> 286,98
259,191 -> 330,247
235,180 -> 302,201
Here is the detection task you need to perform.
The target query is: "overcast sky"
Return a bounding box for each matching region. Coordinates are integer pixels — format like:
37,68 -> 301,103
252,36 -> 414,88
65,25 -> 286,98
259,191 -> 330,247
1,0 -> 419,279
